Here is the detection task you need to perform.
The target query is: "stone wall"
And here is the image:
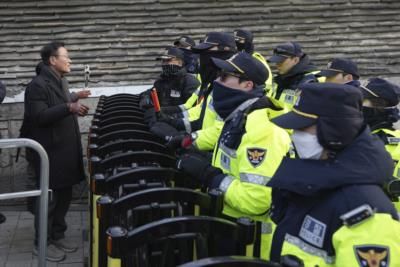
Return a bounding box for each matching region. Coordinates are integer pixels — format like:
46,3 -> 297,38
1,0 -> 400,97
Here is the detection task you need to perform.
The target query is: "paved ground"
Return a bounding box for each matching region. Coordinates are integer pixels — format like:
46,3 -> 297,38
0,210 -> 88,267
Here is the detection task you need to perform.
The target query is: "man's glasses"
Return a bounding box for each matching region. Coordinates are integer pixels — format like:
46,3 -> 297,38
54,54 -> 70,60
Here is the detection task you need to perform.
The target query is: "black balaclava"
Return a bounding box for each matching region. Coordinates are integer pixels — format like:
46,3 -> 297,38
198,50 -> 235,89
180,48 -> 199,74
234,29 -> 254,54
363,106 -> 400,130
161,64 -> 183,77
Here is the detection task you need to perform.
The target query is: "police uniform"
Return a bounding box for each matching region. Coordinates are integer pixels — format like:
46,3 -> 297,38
174,35 -> 199,74
361,78 -> 400,211
177,52 -> 291,260
140,47 -> 199,109
212,101 -> 291,259
233,29 -> 274,94
268,42 -> 320,109
269,82 -> 400,266
158,32 -> 236,145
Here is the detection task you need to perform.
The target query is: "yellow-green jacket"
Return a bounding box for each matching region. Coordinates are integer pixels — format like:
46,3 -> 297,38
373,128 -> 400,211
211,102 -> 291,259
268,128 -> 400,266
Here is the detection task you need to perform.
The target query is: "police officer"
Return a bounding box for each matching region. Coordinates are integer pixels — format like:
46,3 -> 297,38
173,35 -> 199,74
151,32 -> 236,152
268,82 -> 400,266
267,42 -> 319,108
234,29 -> 274,94
140,47 -> 199,109
177,52 -> 291,260
318,57 -> 361,87
360,78 -> 400,208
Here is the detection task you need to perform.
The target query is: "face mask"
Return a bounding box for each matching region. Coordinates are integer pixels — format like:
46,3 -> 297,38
161,64 -> 182,77
291,130 -> 324,159
199,50 -> 234,89
363,106 -> 400,130
212,81 -> 254,119
181,49 -> 198,73
236,41 -> 246,52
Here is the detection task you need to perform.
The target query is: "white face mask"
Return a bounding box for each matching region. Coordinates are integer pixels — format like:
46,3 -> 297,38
291,130 -> 324,160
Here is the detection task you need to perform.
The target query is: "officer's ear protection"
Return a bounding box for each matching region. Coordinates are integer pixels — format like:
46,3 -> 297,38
316,116 -> 364,152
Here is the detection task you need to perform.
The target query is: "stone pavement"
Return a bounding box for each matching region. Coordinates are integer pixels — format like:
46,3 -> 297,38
0,210 -> 88,267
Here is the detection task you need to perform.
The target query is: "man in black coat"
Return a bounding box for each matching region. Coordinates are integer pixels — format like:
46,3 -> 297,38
22,41 -> 89,262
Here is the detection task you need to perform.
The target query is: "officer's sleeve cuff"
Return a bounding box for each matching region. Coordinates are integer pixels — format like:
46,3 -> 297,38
214,175 -> 234,192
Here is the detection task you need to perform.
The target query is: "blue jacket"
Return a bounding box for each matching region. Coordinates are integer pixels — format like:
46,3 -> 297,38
267,127 -> 398,262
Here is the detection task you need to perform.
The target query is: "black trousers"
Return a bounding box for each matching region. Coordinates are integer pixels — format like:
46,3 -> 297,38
34,187 -> 72,245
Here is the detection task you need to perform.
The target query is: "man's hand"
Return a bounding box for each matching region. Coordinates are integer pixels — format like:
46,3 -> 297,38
149,122 -> 179,140
76,89 -> 91,99
177,153 -> 223,187
68,102 -> 89,116
78,103 -> 90,116
166,134 -> 193,150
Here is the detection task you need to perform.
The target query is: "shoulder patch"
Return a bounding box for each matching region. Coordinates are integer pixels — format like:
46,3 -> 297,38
354,245 -> 389,267
247,148 -> 266,167
299,215 -> 326,248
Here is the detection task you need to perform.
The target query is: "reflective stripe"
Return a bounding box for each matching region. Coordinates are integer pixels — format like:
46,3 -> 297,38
262,222 -> 273,234
179,104 -> 186,112
239,173 -> 271,185
194,88 -> 200,96
181,109 -> 189,120
207,98 -> 215,112
216,115 -> 223,121
219,175 -> 235,192
183,119 -> 192,133
284,234 -> 335,264
220,143 -> 237,158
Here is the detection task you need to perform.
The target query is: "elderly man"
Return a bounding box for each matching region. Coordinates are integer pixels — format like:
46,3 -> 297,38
22,41 -> 89,262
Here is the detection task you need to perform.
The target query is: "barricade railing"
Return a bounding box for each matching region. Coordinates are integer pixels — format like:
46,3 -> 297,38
0,138 -> 50,267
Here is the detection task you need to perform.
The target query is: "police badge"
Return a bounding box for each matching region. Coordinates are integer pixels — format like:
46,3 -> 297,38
247,148 -> 266,167
354,245 -> 389,267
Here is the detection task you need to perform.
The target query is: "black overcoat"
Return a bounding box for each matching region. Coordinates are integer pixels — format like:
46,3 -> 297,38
22,65 -> 85,189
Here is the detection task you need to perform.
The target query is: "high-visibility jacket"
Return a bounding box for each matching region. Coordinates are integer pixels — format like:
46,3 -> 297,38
268,55 -> 322,110
252,52 -> 273,93
268,128 -> 400,266
211,99 -> 291,259
373,128 -> 400,211
179,94 -> 218,134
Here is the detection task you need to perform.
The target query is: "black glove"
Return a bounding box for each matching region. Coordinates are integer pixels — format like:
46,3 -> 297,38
165,134 -> 194,150
150,122 -> 179,140
157,112 -> 177,125
144,108 -> 157,127
177,153 -> 223,188
139,94 -> 153,109
161,106 -> 181,115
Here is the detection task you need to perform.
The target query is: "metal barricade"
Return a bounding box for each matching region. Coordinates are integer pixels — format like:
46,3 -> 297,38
0,138 -> 49,267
